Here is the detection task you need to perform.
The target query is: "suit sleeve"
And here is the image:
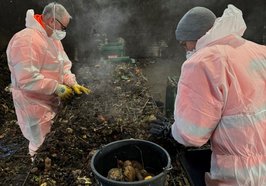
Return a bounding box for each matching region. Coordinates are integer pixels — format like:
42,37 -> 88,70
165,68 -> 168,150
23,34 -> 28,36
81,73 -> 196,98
171,49 -> 225,147
60,45 -> 77,86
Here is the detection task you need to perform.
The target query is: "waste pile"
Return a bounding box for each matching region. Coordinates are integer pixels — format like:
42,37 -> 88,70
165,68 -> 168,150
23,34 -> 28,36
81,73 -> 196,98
0,48 -> 190,185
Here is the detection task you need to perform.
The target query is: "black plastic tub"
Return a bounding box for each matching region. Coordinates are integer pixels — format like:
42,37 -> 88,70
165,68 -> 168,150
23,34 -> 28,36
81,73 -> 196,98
91,139 -> 171,186
179,148 -> 212,186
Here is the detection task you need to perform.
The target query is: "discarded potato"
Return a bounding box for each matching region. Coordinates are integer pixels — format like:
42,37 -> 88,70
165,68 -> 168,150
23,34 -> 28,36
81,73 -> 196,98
123,165 -> 136,182
140,169 -> 150,178
117,160 -> 124,168
131,160 -> 143,170
123,160 -> 132,168
107,168 -> 124,181
135,168 -> 144,181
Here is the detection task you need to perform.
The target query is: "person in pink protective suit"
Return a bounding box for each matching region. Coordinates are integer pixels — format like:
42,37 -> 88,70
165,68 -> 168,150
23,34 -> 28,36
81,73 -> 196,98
6,2 -> 91,159
150,4 -> 266,185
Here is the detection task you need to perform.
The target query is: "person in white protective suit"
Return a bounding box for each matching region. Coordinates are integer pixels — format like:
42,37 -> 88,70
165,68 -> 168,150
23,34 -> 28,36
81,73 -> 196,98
6,2 -> 91,159
149,4 -> 266,185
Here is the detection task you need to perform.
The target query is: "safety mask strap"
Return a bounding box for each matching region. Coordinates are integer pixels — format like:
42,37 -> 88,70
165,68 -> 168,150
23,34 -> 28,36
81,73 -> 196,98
53,3 -> 56,30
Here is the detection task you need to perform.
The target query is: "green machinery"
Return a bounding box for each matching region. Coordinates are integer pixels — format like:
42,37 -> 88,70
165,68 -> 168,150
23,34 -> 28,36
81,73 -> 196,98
99,37 -> 135,63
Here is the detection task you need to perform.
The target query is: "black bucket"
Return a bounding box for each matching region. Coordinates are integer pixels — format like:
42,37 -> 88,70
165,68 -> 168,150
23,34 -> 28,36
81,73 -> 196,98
91,139 -> 171,186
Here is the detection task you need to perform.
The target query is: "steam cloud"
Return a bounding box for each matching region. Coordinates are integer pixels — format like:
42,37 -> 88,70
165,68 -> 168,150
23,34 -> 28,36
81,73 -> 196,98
34,0 -> 265,99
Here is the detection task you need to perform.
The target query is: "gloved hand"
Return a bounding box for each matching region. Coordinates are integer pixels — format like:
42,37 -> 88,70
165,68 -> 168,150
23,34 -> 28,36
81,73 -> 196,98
72,84 -> 91,95
55,84 -> 73,100
149,116 -> 172,138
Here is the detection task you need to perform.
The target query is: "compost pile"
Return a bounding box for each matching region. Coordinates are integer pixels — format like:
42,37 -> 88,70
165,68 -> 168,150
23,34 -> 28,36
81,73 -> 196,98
0,52 -> 190,185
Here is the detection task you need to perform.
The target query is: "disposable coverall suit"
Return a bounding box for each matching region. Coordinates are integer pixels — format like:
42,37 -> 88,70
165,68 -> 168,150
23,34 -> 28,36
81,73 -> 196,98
171,5 -> 266,185
6,9 -> 77,156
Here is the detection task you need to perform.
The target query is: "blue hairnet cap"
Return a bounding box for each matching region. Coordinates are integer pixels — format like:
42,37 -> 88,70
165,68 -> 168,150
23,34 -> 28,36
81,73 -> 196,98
175,7 -> 216,41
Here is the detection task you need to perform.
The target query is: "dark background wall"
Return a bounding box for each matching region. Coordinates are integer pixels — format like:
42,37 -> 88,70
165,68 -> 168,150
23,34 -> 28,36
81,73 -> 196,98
1,0 -> 266,59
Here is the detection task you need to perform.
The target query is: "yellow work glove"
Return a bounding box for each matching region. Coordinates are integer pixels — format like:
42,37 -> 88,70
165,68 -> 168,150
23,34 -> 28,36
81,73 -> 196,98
72,84 -> 91,95
55,84 -> 73,100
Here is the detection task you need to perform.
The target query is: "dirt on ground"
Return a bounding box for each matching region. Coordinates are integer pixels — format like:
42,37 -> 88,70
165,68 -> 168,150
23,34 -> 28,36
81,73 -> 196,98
0,50 -> 191,186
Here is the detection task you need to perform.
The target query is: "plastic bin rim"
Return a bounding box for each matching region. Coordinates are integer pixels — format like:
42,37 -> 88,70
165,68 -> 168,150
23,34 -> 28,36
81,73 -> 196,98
90,138 -> 172,184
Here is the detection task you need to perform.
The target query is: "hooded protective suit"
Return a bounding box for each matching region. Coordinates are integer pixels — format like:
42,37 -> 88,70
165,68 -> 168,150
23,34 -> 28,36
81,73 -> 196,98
172,5 -> 266,185
6,9 -> 77,155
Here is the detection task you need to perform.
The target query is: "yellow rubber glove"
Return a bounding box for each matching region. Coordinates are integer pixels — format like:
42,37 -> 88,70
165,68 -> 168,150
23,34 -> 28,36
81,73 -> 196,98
72,84 -> 91,95
55,84 -> 73,100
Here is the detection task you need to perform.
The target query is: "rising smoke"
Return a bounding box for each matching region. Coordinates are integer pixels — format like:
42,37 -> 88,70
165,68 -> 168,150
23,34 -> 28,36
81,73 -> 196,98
33,0 -> 265,92
35,0 -> 264,60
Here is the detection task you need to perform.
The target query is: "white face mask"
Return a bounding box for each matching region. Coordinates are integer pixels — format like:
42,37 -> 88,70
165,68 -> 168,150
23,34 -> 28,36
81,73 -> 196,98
47,24 -> 67,40
51,29 -> 66,40
49,3 -> 66,40
186,49 -> 196,59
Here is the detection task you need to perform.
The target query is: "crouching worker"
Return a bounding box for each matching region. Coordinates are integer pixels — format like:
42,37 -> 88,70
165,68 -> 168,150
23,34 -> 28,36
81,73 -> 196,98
150,4 -> 266,185
6,2 -> 91,160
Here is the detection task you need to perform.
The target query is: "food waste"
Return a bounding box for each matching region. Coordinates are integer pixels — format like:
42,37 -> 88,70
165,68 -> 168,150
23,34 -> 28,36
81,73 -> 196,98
107,160 -> 154,182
